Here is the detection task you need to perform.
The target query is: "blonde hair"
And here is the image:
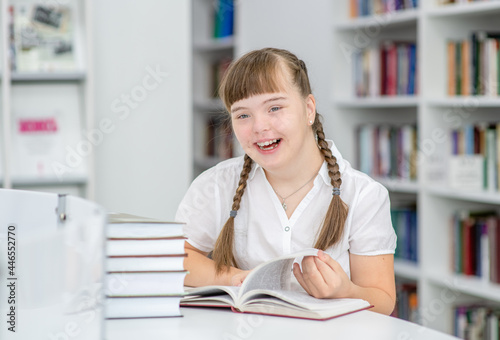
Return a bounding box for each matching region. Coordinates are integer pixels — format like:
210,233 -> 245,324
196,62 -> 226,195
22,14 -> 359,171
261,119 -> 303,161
213,48 -> 349,274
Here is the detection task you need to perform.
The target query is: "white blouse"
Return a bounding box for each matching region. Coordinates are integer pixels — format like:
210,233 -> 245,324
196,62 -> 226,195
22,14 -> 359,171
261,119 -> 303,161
175,140 -> 397,278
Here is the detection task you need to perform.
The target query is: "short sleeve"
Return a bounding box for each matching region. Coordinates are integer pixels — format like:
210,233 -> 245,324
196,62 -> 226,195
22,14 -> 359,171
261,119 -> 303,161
348,180 -> 397,256
175,169 -> 221,253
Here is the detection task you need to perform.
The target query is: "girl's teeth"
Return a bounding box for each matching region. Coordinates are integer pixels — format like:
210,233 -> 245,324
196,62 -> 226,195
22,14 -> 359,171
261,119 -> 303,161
258,139 -> 277,147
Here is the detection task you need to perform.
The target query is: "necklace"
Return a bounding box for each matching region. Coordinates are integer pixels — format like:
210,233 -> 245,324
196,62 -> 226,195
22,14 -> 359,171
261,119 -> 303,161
272,173 -> 317,211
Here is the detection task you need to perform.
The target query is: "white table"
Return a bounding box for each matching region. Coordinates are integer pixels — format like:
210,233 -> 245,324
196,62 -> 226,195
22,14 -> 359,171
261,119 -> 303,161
106,307 -> 460,340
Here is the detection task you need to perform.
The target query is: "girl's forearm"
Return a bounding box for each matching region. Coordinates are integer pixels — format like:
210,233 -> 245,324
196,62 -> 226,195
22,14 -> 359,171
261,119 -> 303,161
348,284 -> 396,315
184,248 -> 241,287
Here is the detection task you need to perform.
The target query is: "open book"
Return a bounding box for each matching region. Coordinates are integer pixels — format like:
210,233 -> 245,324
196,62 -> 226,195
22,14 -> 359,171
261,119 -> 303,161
181,249 -> 372,320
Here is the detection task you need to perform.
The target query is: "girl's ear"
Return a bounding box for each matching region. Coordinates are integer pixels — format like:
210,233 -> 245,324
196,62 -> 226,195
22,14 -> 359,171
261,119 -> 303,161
305,94 -> 316,123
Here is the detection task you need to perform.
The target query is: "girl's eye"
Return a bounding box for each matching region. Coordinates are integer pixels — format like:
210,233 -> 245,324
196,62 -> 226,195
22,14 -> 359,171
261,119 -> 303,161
237,114 -> 250,119
270,106 -> 281,112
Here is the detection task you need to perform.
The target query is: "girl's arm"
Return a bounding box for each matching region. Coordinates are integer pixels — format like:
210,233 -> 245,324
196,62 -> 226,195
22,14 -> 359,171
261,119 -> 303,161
184,241 -> 245,287
293,250 -> 396,315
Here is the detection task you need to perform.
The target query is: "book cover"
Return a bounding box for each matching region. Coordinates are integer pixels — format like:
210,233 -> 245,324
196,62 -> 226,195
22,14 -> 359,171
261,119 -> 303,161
106,271 -> 187,297
106,296 -> 184,319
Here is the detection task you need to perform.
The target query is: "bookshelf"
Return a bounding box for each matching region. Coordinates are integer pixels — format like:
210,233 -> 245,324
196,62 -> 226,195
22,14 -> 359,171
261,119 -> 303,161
192,0 -> 238,177
0,0 -> 93,199
332,0 -> 500,335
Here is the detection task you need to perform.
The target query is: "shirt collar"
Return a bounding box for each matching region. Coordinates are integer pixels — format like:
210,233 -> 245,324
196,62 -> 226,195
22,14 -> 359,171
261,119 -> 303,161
248,139 -> 346,183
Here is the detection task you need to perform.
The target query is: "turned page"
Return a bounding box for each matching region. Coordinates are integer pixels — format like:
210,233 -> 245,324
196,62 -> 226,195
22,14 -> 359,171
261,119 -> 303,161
239,249 -> 318,300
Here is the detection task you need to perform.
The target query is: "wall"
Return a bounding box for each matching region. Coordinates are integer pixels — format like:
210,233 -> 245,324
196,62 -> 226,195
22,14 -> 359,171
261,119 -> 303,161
92,0 -> 192,220
237,0 -> 337,153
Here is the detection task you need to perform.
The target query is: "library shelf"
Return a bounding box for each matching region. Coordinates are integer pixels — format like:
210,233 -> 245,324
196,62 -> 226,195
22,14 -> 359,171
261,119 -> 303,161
194,98 -> 226,111
331,1 -> 500,335
427,272 -> 500,303
394,259 -> 420,281
333,96 -> 419,108
11,72 -> 86,82
193,36 -> 235,52
425,186 -> 500,205
0,0 -> 94,199
426,1 -> 500,18
426,97 -> 500,108
11,175 -> 88,187
376,178 -> 419,194
335,7 -> 419,31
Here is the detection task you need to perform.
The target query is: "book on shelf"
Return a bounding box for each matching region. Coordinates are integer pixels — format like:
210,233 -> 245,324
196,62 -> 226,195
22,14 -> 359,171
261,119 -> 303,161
391,207 -> 418,263
10,3 -> 78,73
454,305 -> 500,340
391,281 -> 418,323
205,116 -> 234,160
357,124 -> 418,181
213,0 -> 234,39
450,211 -> 499,284
447,31 -> 500,97
211,57 -> 232,98
449,122 -> 499,192
182,249 -> 372,320
349,0 -> 418,18
105,213 -> 187,319
353,41 -> 417,97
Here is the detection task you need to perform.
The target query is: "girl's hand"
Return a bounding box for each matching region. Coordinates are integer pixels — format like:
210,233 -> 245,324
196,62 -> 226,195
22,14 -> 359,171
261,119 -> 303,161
231,270 -> 251,287
293,250 -> 354,299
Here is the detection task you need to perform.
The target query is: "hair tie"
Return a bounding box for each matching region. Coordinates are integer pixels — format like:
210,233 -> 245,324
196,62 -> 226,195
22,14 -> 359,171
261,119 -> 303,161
229,210 -> 238,218
332,188 -> 340,196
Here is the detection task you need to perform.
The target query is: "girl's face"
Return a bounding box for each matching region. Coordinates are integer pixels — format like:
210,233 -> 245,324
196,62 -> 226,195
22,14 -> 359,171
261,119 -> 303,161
230,80 -> 317,173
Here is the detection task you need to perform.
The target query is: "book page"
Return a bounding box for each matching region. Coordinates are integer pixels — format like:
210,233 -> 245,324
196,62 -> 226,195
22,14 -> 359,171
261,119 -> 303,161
239,249 -> 318,302
183,285 -> 240,305
244,289 -> 366,311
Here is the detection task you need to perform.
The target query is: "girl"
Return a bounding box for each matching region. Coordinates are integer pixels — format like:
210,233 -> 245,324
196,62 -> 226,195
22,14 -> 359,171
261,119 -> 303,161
176,48 -> 397,315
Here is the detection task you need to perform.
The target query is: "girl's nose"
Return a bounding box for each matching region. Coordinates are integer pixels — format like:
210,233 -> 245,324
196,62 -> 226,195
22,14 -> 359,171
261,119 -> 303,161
252,113 -> 270,133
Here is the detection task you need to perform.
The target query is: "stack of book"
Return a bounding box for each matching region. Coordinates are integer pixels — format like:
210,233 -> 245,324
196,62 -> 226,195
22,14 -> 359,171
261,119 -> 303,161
353,41 -> 417,97
447,31 -> 500,97
357,124 -> 418,181
105,213 -> 187,319
451,211 -> 499,284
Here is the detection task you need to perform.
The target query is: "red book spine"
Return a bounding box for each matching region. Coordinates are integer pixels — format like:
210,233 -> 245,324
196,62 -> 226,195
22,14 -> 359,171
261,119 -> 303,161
463,218 -> 474,276
387,43 -> 398,96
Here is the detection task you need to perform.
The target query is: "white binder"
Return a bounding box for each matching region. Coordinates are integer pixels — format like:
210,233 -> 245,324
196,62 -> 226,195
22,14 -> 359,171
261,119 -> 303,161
0,189 -> 106,340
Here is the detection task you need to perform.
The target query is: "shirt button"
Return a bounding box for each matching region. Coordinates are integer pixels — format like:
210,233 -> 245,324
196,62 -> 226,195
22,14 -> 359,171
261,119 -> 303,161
284,226 -> 290,232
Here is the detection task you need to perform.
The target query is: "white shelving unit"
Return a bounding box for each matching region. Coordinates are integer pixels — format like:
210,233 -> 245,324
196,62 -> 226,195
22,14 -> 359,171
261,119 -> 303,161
191,0 -> 238,177
332,0 -> 500,335
0,0 -> 93,199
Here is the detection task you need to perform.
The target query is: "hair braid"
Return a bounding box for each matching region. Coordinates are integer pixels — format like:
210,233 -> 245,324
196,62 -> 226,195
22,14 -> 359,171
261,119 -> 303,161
213,154 -> 253,274
313,118 -> 349,250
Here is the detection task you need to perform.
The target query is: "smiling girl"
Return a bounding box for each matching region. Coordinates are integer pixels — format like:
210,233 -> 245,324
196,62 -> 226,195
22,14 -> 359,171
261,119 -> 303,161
176,48 -> 397,314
